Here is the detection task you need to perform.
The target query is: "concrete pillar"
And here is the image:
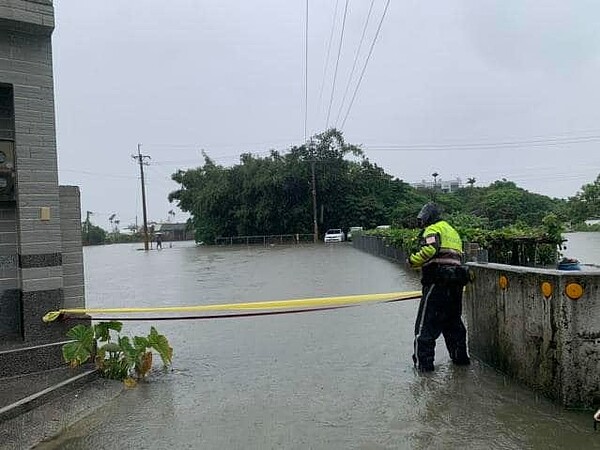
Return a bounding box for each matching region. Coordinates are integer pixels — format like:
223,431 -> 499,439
60,186 -> 85,310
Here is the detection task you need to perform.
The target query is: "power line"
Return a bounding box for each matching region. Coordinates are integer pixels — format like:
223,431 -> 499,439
137,129 -> 600,153
365,135 -> 600,152
340,0 -> 391,129
462,160 -> 600,177
304,0 -> 309,142
318,0 -> 340,115
60,169 -> 136,180
325,0 -> 350,129
334,0 -> 376,127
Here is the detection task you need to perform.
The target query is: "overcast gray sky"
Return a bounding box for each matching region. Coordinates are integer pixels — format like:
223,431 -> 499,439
52,0 -> 600,229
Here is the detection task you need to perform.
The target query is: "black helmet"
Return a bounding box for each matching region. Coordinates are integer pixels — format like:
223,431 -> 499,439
417,202 -> 441,227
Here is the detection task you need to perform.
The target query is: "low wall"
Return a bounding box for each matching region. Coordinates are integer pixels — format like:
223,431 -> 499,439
352,234 -> 407,263
465,263 -> 600,408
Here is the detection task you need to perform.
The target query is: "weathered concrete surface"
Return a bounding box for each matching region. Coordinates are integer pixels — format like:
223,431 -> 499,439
0,365 -> 97,422
0,377 -> 123,450
465,263 -> 600,408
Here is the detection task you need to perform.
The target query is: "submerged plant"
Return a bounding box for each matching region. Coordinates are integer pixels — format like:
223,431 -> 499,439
63,321 -> 173,386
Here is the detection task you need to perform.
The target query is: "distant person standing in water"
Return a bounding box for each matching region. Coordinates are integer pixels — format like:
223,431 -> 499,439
408,202 -> 471,372
156,234 -> 163,249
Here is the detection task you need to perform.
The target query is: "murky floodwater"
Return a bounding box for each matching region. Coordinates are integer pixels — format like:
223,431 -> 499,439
563,232 -> 600,266
39,238 -> 599,449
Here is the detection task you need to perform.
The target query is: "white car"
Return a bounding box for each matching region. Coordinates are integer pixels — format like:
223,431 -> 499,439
324,229 -> 345,243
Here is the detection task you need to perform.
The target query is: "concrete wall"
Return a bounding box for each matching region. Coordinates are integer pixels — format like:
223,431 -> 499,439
60,186 -> 84,309
465,263 -> 600,408
0,0 -> 54,30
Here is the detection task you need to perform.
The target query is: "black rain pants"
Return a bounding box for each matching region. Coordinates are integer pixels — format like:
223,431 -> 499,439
412,280 -> 469,370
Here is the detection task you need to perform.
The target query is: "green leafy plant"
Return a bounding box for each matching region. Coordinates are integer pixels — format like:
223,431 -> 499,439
63,321 -> 173,386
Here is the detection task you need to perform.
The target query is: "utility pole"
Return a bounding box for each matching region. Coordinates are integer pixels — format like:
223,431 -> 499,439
132,144 -> 151,251
308,140 -> 318,243
311,159 -> 318,243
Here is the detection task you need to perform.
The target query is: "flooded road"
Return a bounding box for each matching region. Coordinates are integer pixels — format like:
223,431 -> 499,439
40,241 -> 598,449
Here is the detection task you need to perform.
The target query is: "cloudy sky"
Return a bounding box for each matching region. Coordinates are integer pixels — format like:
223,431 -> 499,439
51,0 -> 600,229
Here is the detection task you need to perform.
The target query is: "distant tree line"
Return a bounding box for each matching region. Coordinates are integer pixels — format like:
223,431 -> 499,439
167,129 -> 599,243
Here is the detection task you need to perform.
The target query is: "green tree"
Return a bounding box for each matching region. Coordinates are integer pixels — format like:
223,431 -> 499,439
168,132 -> 569,243
567,174 -> 600,223
82,223 -> 107,245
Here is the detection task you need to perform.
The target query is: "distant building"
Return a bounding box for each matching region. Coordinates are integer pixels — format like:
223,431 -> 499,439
411,177 -> 463,193
154,222 -> 193,241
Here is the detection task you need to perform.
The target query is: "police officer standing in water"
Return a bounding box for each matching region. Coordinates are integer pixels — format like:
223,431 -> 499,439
408,203 -> 471,372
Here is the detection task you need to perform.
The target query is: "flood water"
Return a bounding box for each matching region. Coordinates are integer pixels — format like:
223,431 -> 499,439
563,232 -> 600,266
39,237 -> 599,449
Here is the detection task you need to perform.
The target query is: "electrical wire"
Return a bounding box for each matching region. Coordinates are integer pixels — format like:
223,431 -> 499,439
101,128 -> 600,151
60,169 -> 135,180
325,0 -> 350,129
318,0 -> 340,115
365,135 -> 600,152
304,0 -> 309,142
340,0 -> 391,129
334,0 -> 376,127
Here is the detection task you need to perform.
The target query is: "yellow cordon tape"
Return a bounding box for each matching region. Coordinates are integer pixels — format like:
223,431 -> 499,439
42,290 -> 422,323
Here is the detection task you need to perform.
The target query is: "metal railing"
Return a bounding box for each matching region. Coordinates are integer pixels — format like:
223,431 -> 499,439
214,234 -> 315,246
352,234 -> 407,263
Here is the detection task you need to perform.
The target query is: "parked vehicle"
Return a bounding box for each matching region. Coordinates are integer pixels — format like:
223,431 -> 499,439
375,225 -> 391,230
346,226 -> 363,241
324,229 -> 345,243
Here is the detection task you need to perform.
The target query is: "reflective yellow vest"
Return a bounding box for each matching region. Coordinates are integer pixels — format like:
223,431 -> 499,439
409,220 -> 463,268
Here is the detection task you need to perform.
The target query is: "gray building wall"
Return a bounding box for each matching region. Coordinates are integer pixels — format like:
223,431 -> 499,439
0,206 -> 19,339
465,263 -> 600,408
60,186 -> 84,309
0,1 -> 84,351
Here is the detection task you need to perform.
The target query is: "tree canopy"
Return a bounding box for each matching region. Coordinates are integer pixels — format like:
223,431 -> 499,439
566,174 -> 600,223
168,129 -> 596,243
169,130 -> 416,242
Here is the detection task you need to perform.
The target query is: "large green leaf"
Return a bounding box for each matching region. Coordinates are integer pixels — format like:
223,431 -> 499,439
147,327 -> 173,366
118,335 -> 143,366
133,336 -> 149,351
63,325 -> 95,367
94,321 -> 123,342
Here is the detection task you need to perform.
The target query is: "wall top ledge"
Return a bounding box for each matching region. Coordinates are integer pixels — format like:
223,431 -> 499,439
466,262 -> 600,277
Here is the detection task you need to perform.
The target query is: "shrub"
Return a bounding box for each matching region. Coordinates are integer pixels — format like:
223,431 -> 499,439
63,321 -> 173,387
